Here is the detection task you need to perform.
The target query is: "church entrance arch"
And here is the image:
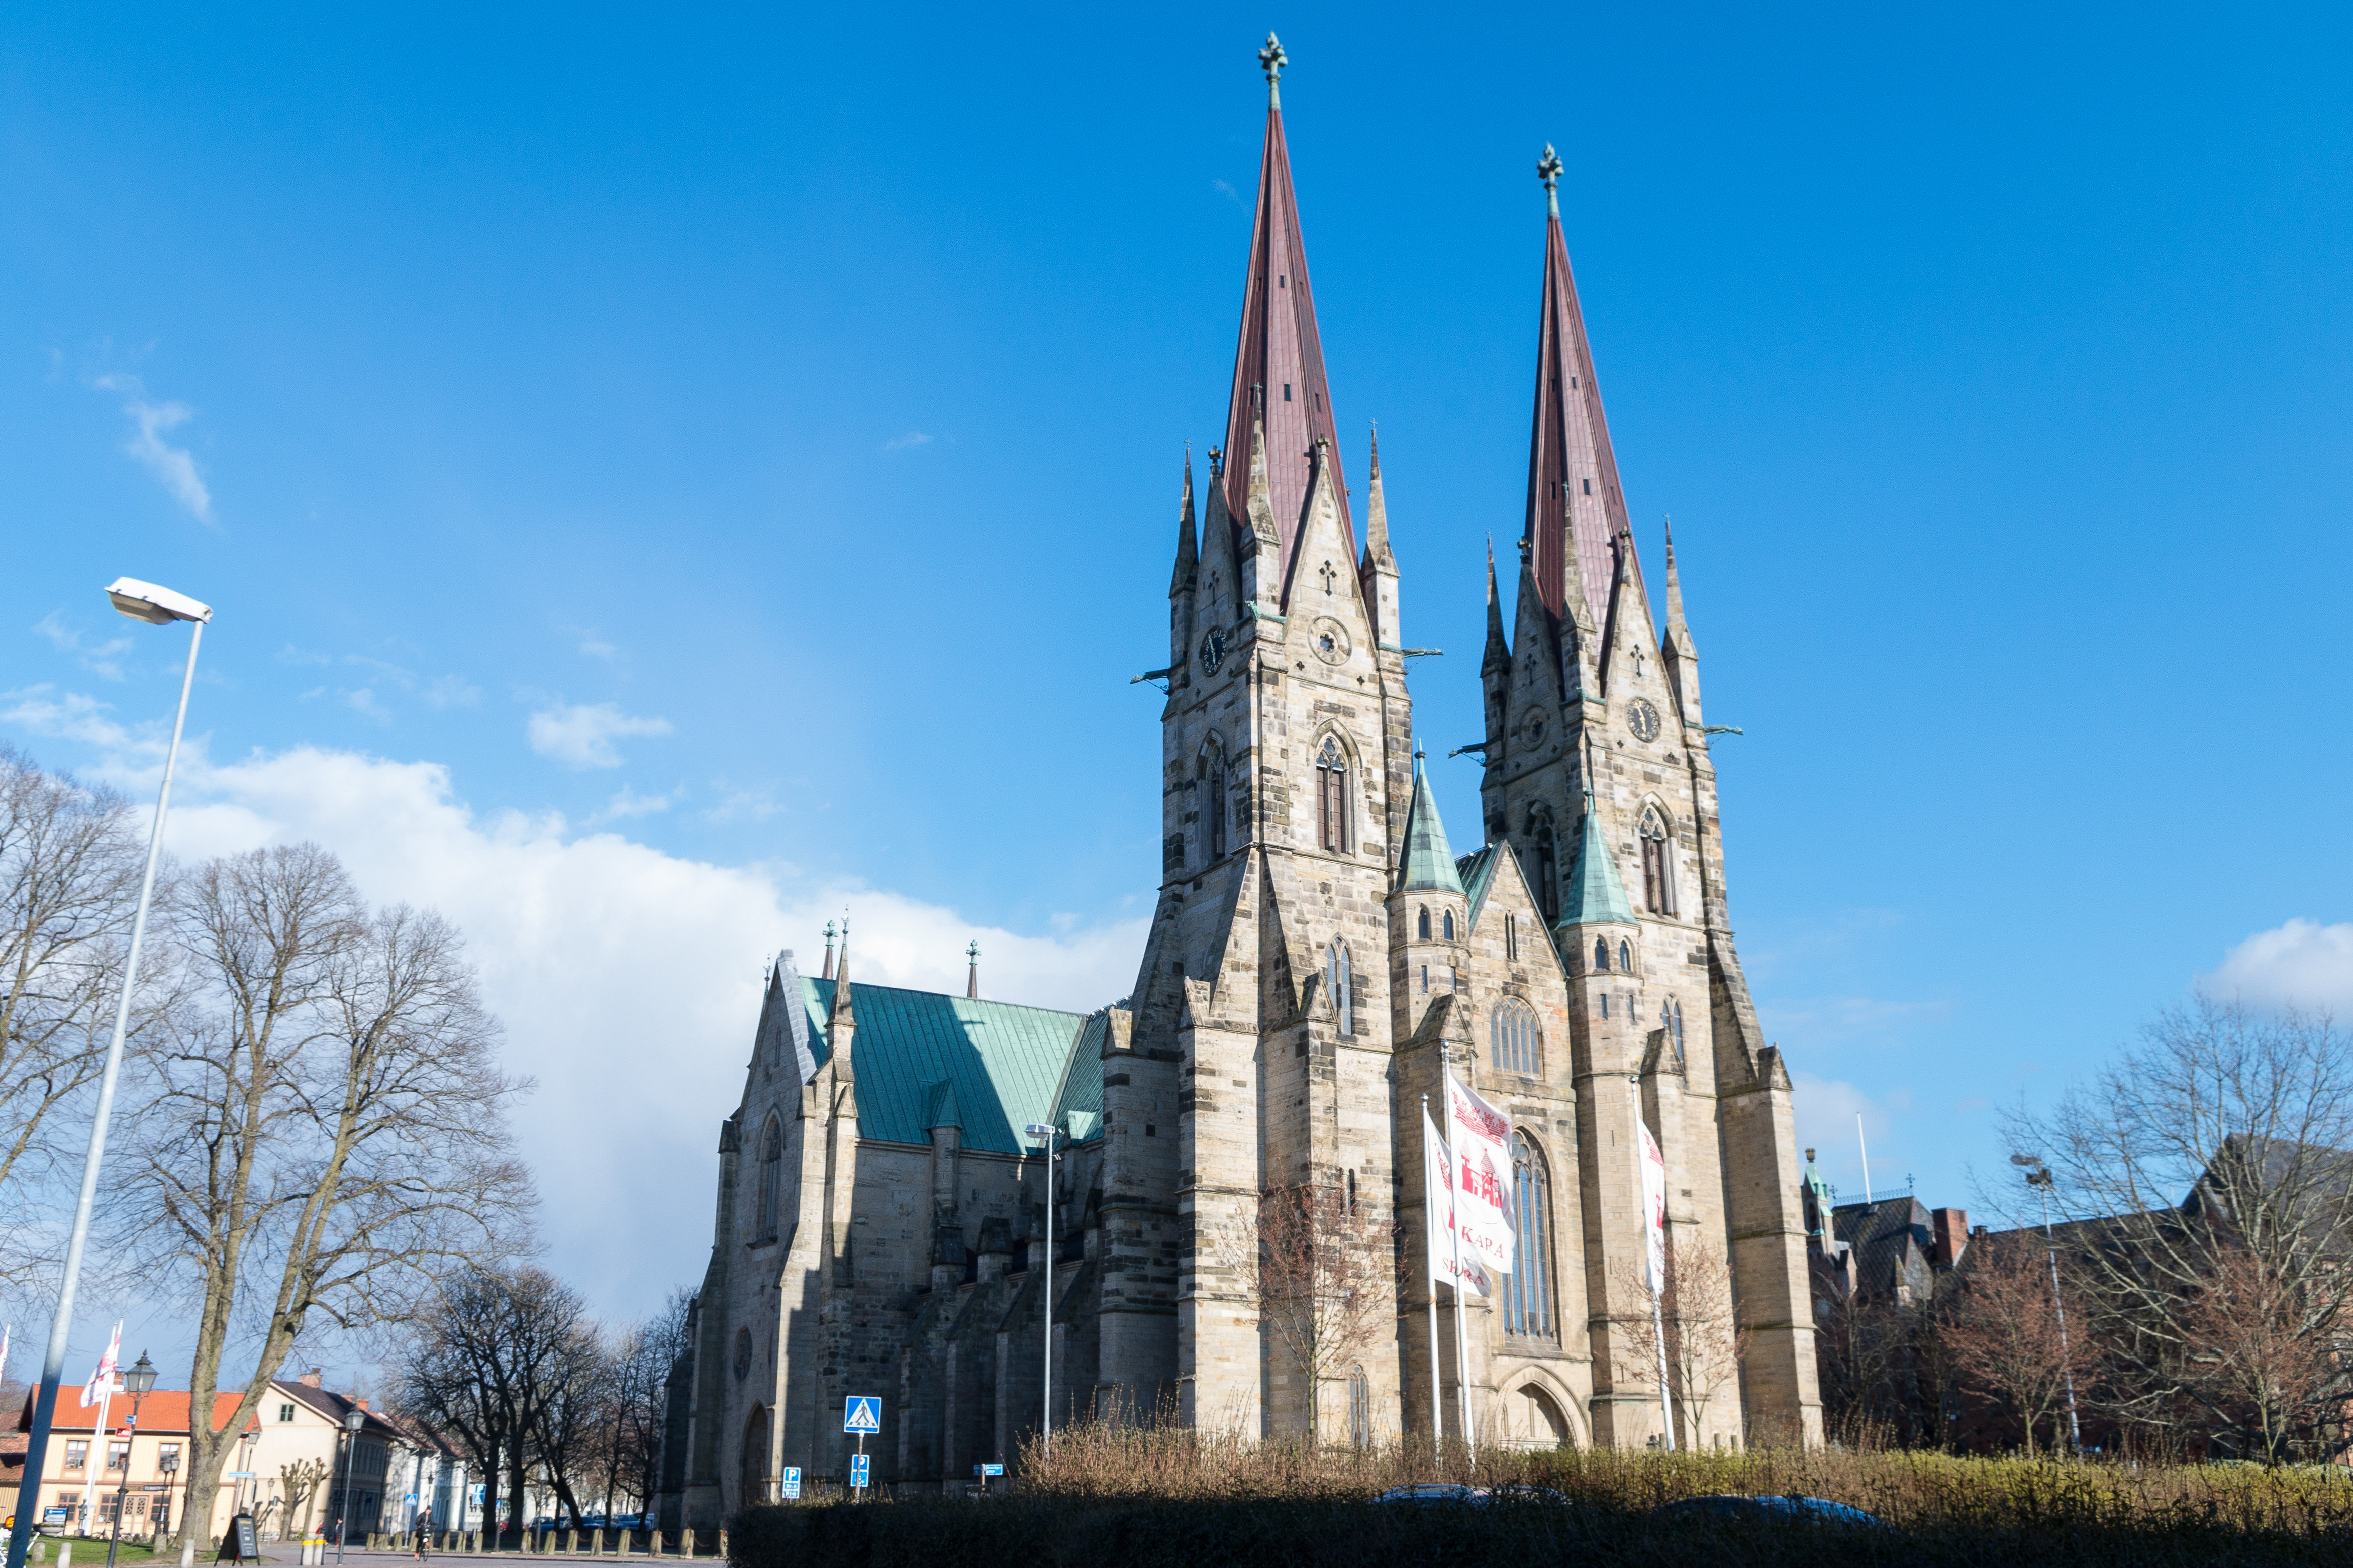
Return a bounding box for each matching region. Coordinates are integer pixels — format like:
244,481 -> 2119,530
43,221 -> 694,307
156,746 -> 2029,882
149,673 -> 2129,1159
740,1403 -> 770,1505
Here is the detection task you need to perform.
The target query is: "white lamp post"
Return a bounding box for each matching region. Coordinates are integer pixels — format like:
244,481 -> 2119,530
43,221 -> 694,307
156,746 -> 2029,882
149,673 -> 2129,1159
1023,1123 -> 1062,1445
4,579 -> 212,1568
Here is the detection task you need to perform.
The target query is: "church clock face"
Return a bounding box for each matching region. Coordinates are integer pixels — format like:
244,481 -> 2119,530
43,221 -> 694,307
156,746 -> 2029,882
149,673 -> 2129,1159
1626,697 -> 1662,743
1310,617 -> 1352,666
1197,626 -> 1228,676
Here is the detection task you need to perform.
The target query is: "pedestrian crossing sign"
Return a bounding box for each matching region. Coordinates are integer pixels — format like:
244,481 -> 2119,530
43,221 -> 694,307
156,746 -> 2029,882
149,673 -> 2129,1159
843,1396 -> 881,1433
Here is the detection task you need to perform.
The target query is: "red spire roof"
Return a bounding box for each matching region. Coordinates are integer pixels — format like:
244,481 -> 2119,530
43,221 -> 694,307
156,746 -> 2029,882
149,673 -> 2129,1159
1525,145 -> 1644,629
1221,35 -> 1354,602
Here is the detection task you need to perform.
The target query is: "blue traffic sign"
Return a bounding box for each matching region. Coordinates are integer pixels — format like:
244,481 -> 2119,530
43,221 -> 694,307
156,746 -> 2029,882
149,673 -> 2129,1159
973,1463 -> 1004,1477
848,1454 -> 869,1488
779,1468 -> 801,1501
842,1396 -> 881,1434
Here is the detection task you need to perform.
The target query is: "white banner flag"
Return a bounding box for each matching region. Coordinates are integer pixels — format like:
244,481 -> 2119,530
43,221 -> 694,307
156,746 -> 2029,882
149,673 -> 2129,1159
1445,1071 -> 1515,1276
80,1320 -> 122,1407
1423,1112 -> 1490,1297
1637,1116 -> 1669,1294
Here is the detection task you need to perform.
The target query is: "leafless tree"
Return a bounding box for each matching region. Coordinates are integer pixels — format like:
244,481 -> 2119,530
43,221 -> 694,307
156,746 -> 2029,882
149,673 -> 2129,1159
2004,999 -> 2353,1461
1611,1237 -> 1749,1446
124,845 -> 533,1554
0,746 -> 168,1291
591,1289 -> 693,1520
2174,1242 -> 2346,1459
278,1456 -> 330,1539
397,1267 -> 599,1542
1937,1231 -> 2099,1457
1212,1179 -> 1392,1444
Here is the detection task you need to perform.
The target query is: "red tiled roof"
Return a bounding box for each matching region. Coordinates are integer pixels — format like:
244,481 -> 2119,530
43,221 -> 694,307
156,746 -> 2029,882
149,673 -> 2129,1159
17,1388 -> 259,1438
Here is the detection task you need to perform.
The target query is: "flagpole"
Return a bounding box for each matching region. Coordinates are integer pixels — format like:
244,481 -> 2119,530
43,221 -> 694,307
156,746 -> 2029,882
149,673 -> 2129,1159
1419,1099 -> 1440,1452
1634,1082 -> 1675,1451
1443,1074 -> 1473,1453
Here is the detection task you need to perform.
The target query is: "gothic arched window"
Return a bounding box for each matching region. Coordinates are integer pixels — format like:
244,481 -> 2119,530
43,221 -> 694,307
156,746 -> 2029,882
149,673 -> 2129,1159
1639,806 -> 1675,915
758,1115 -> 784,1239
1200,740 -> 1230,862
1619,939 -> 1633,974
1348,1366 -> 1371,1449
1417,906 -> 1431,940
1507,1133 -> 1555,1340
1529,808 -> 1559,923
1442,910 -> 1456,941
1594,937 -> 1610,972
1316,739 -> 1352,854
1326,943 -> 1354,1037
1491,998 -> 1541,1076
1505,912 -> 1519,962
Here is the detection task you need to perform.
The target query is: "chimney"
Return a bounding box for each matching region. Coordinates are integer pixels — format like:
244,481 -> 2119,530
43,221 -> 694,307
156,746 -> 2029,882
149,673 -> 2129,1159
1931,1208 -> 1968,1269
356,1398 -> 369,1412
300,1369 -> 323,1388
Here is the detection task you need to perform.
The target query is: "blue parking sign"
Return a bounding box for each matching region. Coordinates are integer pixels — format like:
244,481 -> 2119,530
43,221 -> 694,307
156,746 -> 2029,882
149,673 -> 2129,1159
779,1467 -> 801,1501
848,1454 -> 869,1489
842,1396 -> 881,1434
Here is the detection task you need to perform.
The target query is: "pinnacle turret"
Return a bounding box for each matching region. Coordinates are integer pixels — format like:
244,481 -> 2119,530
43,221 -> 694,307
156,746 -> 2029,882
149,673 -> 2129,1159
1361,424 -> 1395,573
1481,538 -> 1509,676
1170,449 -> 1199,598
1395,745 -> 1466,896
1559,797 -> 1636,929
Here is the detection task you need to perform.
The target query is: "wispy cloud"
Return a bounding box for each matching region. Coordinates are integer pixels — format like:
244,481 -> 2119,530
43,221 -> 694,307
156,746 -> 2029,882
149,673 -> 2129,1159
1213,178 -> 1244,207
526,701 -> 673,769
586,784 -> 683,826
578,638 -> 619,663
881,431 -> 933,453
274,645 -> 334,668
36,613 -> 135,681
424,674 -> 481,709
92,373 -> 212,522
702,782 -> 781,824
0,686 -> 133,749
347,689 -> 395,725
2205,919 -> 2353,1012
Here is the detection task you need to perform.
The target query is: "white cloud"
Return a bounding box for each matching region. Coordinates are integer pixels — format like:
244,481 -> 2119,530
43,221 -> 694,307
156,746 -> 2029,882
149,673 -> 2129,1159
702,781 -> 780,824
141,743 -> 1145,1318
93,373 -> 212,522
1,686 -> 134,750
424,675 -> 481,710
1790,1072 -> 1925,1205
586,784 -> 681,825
2204,919 -> 2353,1012
36,613 -> 134,681
578,638 -> 619,663
526,701 -> 673,769
880,431 -> 933,452
1212,178 -> 1243,206
346,688 -> 394,725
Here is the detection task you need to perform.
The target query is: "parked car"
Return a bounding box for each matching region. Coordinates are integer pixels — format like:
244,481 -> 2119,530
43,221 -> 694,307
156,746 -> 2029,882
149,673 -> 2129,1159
1652,1494 -> 1886,1527
1368,1484 -> 1491,1506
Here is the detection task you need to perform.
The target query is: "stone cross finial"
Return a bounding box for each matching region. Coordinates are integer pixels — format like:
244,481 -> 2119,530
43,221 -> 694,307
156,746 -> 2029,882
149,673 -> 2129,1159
1259,32 -> 1288,104
1538,143 -> 1563,219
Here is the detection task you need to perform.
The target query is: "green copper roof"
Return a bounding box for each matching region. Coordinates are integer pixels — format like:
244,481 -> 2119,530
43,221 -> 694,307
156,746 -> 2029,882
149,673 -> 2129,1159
801,978 -> 1103,1153
1456,846 -> 1499,930
1395,750 -> 1466,896
1558,804 -> 1637,928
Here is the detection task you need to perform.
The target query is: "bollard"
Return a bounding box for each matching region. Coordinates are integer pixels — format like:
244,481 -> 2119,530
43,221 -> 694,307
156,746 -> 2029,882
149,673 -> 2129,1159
591,1530 -> 604,1557
647,1531 -> 662,1559
715,1533 -> 726,1562
57,1544 -> 71,1568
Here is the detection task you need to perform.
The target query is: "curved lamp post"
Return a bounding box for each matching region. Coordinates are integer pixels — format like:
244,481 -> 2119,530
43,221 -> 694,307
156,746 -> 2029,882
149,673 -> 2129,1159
4,581 -> 212,1568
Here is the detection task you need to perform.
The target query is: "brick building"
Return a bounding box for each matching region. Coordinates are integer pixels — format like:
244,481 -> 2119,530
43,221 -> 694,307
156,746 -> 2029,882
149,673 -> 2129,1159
666,35 -> 1822,1520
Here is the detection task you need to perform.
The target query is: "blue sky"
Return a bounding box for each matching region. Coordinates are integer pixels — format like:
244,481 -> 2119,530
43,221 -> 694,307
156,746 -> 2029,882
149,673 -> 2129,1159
7,2 -> 2353,1371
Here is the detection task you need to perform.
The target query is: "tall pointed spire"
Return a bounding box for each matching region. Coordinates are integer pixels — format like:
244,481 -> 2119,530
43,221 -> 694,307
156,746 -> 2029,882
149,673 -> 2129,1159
1170,449 -> 1199,597
1661,514 -> 1693,652
1482,537 -> 1509,675
1360,423 -> 1394,572
1221,33 -> 1355,604
1394,744 -> 1467,896
1524,143 -> 1645,632
829,918 -> 855,1032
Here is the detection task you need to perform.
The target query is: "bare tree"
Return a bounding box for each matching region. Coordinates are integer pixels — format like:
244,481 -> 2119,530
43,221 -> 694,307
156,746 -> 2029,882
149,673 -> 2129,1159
278,1456 -> 330,1539
1611,1237 -> 1749,1445
592,1289 -> 693,1521
1937,1232 -> 2098,1457
0,747 -> 163,1290
398,1268 -> 599,1543
1212,1180 -> 1392,1444
2175,1242 -> 2345,1459
129,845 -> 533,1554
2005,999 -> 2353,1460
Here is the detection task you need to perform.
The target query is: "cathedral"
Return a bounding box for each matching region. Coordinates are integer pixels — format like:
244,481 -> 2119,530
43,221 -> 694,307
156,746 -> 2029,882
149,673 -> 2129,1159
662,35 -> 1821,1521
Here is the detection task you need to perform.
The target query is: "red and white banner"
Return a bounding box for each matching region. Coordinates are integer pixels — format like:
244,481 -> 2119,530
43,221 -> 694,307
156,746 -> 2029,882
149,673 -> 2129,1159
1637,1116 -> 1669,1294
1423,1112 -> 1490,1297
1445,1071 -> 1514,1276
80,1320 -> 122,1407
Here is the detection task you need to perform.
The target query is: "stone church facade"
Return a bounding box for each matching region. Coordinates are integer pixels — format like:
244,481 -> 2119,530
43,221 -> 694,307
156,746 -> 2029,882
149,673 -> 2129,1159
663,36 -> 1820,1522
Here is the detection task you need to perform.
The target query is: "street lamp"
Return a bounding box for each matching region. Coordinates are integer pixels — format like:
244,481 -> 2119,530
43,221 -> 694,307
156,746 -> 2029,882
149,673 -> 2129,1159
1023,1122 -> 1063,1446
2011,1154 -> 2085,1453
103,1355 -> 157,1568
4,581 -> 212,1568
335,1409 -> 364,1565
